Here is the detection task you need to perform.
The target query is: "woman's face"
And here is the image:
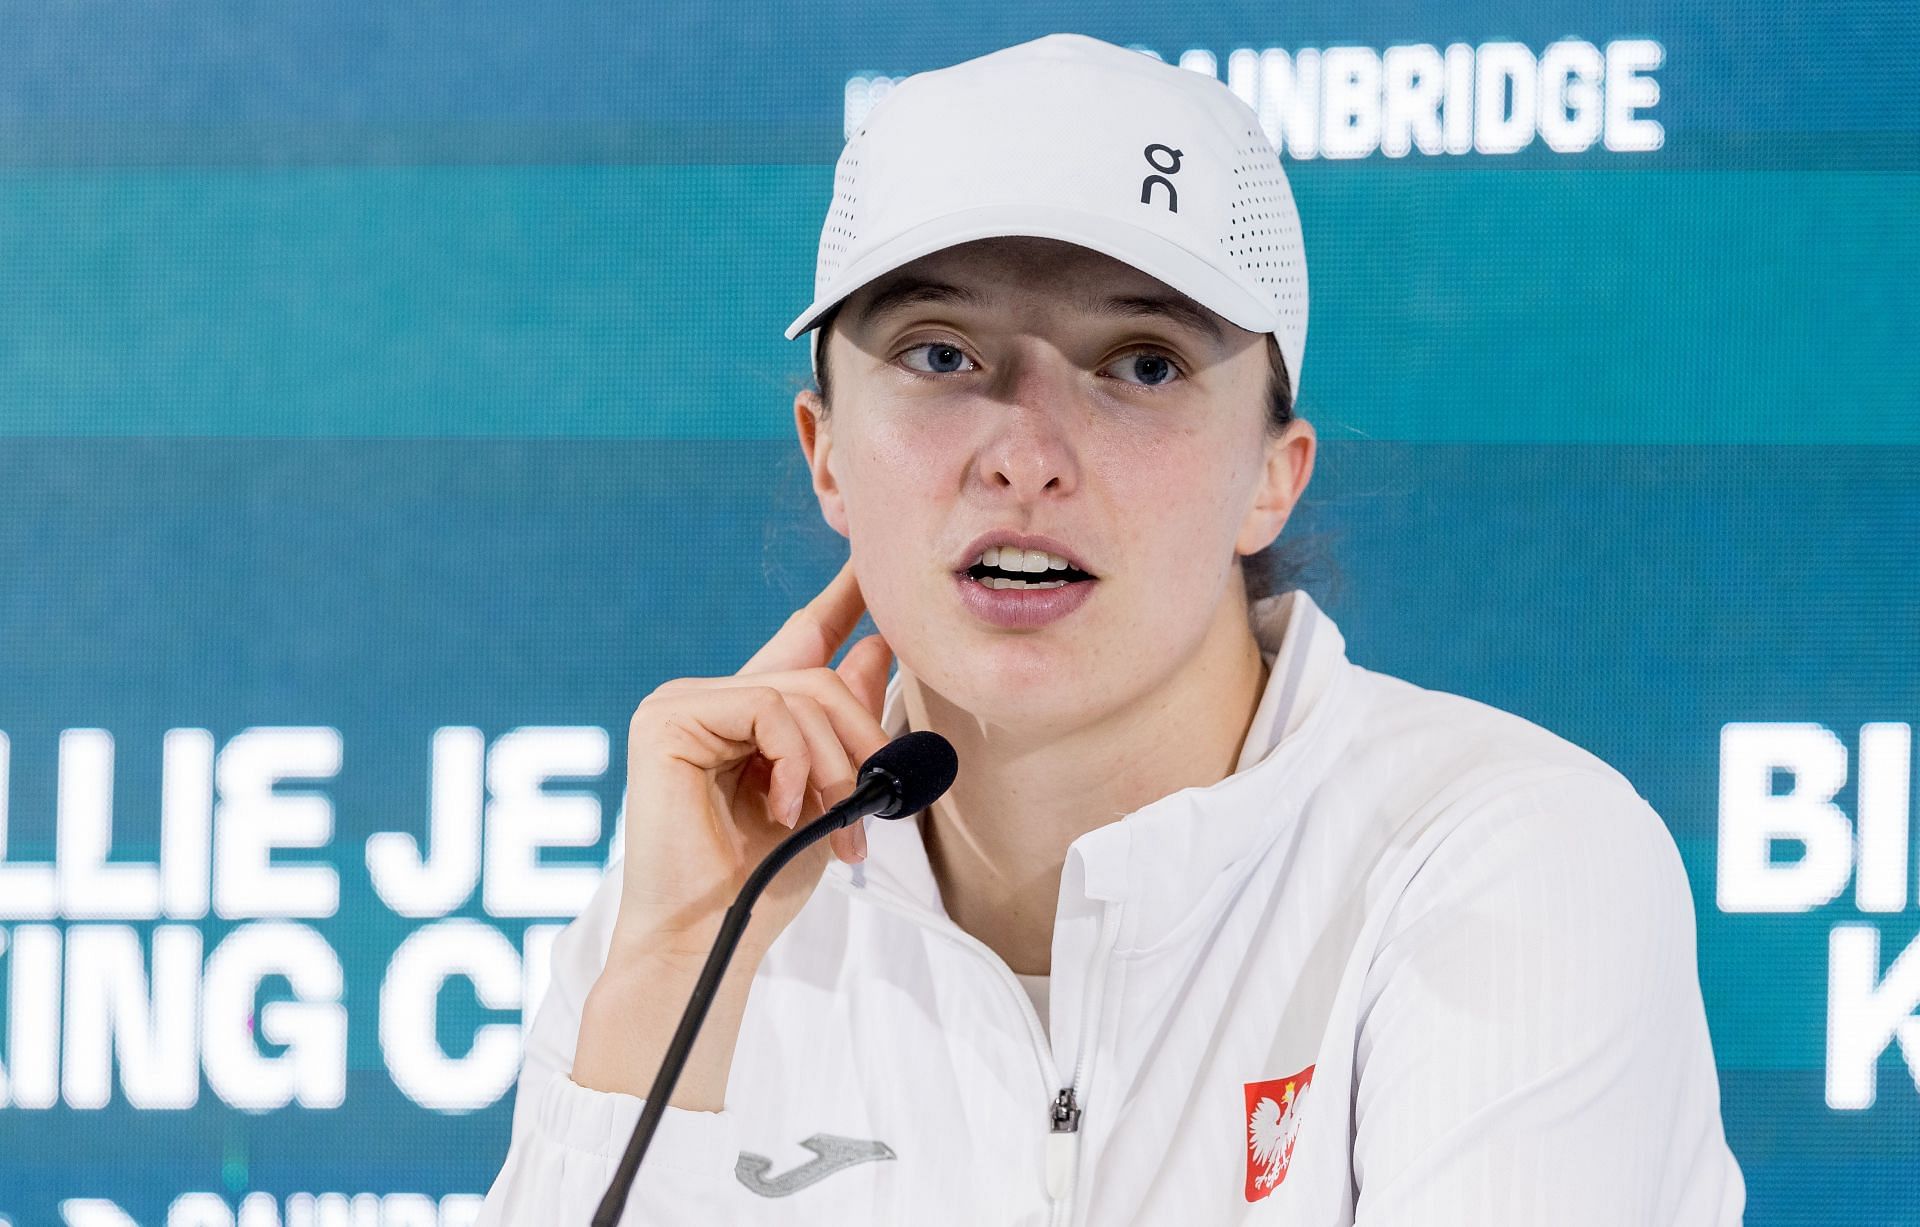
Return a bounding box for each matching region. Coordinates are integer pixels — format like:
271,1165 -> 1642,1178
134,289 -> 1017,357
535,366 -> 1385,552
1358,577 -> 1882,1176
795,236 -> 1315,735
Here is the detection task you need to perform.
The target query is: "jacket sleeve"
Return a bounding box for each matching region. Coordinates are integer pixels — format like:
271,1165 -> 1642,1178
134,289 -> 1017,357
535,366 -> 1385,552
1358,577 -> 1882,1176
476,864 -> 747,1225
1349,770 -> 1747,1226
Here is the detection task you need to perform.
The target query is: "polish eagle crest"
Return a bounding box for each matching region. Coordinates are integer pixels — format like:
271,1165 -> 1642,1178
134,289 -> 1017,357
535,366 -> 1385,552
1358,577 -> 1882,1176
1243,1065 -> 1315,1202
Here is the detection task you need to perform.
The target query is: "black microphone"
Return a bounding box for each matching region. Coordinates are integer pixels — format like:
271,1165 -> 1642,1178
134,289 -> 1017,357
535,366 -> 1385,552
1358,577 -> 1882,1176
592,730 -> 958,1226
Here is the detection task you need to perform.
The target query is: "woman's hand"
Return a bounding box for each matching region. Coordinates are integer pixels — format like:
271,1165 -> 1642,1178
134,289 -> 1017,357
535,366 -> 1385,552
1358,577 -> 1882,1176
610,557 -> 894,966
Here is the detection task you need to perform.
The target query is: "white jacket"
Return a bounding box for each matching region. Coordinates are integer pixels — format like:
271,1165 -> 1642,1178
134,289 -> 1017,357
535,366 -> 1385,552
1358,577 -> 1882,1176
478,589 -> 1746,1225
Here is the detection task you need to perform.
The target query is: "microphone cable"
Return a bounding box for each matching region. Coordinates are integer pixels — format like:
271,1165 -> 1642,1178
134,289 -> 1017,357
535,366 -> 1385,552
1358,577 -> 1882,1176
592,729 -> 958,1226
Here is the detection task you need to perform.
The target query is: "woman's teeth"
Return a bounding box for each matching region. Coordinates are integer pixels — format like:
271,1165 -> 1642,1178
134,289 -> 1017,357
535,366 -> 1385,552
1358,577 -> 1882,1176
964,546 -> 1093,590
978,546 -> 1074,573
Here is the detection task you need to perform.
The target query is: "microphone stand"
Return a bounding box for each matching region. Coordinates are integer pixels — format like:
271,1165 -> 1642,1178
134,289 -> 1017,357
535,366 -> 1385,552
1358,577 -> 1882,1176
591,768 -> 904,1226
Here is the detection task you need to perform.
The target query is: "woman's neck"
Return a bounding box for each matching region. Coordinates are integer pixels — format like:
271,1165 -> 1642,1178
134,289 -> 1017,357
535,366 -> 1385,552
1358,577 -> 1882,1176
901,591 -> 1273,977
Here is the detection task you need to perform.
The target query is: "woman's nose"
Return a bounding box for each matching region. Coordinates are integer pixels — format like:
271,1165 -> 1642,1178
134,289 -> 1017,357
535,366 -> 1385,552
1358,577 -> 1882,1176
975,362 -> 1082,498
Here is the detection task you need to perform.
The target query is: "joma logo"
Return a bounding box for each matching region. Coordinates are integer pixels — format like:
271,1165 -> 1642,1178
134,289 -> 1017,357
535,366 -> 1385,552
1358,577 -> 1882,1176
735,1133 -> 897,1197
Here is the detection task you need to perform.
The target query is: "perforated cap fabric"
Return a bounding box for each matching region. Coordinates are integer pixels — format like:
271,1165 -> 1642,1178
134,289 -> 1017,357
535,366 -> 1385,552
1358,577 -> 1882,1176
784,32 -> 1310,399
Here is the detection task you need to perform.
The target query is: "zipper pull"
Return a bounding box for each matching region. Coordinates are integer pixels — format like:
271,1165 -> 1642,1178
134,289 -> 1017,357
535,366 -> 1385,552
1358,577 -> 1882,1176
1050,1087 -> 1082,1132
1046,1088 -> 1082,1200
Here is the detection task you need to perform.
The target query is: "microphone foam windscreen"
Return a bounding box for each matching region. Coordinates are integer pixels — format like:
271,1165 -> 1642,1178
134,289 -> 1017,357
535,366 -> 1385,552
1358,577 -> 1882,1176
862,730 -> 959,816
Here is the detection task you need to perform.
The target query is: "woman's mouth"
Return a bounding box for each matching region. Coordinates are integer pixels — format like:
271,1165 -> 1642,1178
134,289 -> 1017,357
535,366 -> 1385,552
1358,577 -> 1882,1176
960,545 -> 1096,588
953,546 -> 1098,627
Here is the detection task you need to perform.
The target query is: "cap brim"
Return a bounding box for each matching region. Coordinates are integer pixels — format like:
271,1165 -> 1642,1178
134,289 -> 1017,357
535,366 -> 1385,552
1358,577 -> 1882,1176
783,203 -> 1283,343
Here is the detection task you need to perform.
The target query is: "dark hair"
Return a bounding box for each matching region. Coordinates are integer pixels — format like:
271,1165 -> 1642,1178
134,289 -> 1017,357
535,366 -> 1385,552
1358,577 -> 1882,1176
808,303 -> 1318,603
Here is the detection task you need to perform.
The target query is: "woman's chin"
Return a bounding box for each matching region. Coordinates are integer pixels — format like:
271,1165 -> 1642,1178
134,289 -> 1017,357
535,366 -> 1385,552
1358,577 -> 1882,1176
912,650 -> 1117,732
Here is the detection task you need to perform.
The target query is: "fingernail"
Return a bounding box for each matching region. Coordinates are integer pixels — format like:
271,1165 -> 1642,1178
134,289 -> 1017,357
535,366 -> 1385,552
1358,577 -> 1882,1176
853,820 -> 868,861
787,795 -> 803,828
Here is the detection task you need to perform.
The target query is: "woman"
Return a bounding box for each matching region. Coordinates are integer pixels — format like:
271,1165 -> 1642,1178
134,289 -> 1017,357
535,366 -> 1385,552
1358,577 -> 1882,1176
479,33 -> 1744,1225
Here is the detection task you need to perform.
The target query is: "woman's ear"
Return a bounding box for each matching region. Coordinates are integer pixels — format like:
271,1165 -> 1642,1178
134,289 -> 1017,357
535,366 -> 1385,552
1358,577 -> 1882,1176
1234,416 -> 1316,557
795,387 -> 851,538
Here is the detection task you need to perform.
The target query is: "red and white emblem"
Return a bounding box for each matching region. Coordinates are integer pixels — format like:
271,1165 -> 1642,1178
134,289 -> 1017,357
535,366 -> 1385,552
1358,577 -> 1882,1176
1243,1064 -> 1315,1202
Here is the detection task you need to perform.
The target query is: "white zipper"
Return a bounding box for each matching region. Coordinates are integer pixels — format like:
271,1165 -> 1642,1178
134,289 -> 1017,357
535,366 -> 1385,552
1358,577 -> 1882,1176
836,875 -> 1124,1227
1045,900 -> 1123,1226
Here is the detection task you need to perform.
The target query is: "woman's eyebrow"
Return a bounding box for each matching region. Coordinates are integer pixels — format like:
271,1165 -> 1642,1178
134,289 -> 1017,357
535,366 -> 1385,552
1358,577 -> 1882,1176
852,278 -> 1224,347
1093,293 -> 1225,345
854,277 -> 984,329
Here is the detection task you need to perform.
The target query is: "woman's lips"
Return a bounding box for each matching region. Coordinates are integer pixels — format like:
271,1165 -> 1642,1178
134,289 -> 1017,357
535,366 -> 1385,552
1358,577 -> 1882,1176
952,571 -> 1098,629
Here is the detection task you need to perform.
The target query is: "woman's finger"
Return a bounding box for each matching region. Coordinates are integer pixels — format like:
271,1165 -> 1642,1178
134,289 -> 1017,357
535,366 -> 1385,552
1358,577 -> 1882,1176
671,666 -> 892,774
836,633 -> 893,721
631,684 -> 813,831
782,692 -> 864,863
738,558 -> 868,677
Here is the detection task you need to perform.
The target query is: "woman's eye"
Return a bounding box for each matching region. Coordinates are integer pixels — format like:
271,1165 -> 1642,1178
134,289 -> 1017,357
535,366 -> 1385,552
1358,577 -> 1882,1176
900,342 -> 977,374
1102,351 -> 1182,387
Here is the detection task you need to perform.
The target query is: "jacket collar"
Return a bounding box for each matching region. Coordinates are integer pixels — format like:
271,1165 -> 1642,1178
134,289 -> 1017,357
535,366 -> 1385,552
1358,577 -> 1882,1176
827,589 -> 1357,945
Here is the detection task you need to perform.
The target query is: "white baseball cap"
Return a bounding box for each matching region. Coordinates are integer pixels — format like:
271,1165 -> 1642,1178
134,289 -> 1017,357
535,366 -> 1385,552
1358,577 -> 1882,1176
785,32 -> 1309,398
